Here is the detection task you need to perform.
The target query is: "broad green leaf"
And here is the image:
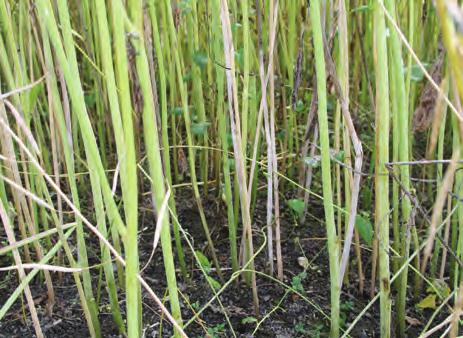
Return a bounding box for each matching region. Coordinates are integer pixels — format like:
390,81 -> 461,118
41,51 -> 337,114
191,122 -> 210,136
242,316 -> 257,324
195,250 -> 211,274
332,150 -> 345,162
355,215 -> 373,246
416,294 -> 436,310
291,271 -> 307,293
404,63 -> 429,82
288,199 -> 305,217
426,279 -> 450,298
409,64 -> 424,82
206,276 -> 221,290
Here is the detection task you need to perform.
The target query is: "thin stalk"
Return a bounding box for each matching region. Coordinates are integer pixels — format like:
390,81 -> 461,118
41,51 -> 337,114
310,1 -> 340,336
0,158 -> 43,338
185,0 -> 209,191
94,0 -> 137,331
122,2 -> 184,336
430,107 -> 447,277
0,2 -> 56,312
373,1 -> 392,337
211,0 -> 238,273
384,1 -> 412,336
220,0 -> 259,314
241,0 -> 250,154
0,226 -> 75,321
147,0 -> 188,280
268,0 -> 283,281
38,22 -> 99,337
162,0 -> 224,281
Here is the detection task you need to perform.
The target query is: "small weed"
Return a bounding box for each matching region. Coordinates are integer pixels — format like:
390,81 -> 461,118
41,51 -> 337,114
340,300 -> 354,327
191,301 -> 200,311
308,323 -> 326,338
295,322 -> 307,334
241,316 -> 257,324
291,271 -> 307,294
206,322 -> 226,338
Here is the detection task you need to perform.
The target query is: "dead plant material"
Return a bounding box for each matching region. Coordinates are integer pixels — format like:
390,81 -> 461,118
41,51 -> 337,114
412,50 -> 445,132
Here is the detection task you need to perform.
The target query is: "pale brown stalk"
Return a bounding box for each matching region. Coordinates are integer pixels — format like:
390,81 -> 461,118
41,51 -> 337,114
220,0 -> 259,314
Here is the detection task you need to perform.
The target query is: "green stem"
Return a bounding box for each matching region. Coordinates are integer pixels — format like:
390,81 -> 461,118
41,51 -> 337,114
374,1 -> 391,337
310,1 -> 340,336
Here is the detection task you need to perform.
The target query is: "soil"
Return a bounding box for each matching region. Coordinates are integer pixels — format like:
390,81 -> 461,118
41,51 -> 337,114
0,186 -> 456,337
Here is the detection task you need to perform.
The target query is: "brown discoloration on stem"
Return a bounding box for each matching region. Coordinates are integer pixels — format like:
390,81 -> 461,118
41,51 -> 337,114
412,50 -> 445,132
381,278 -> 390,292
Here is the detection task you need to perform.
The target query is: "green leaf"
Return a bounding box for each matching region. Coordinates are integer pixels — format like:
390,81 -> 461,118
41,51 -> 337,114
427,279 -> 450,298
195,250 -> 211,274
404,63 -> 429,82
288,199 -> 305,217
241,316 -> 257,324
206,276 -> 221,290
304,156 -> 321,168
231,22 -> 242,33
84,91 -> 96,108
295,323 -> 307,334
235,48 -> 244,68
192,50 -> 208,69
341,300 -> 354,312
191,122 -> 210,136
208,323 -> 226,335
183,71 -> 192,82
332,150 -> 345,162
27,84 -> 43,114
172,107 -> 183,116
355,215 -> 373,246
416,294 -> 436,309
191,301 -> 200,311
295,100 -> 306,113
409,64 -> 424,82
291,271 -> 307,293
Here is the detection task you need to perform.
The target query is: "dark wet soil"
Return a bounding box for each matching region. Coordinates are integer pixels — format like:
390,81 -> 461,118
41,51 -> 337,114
0,186 -> 456,337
